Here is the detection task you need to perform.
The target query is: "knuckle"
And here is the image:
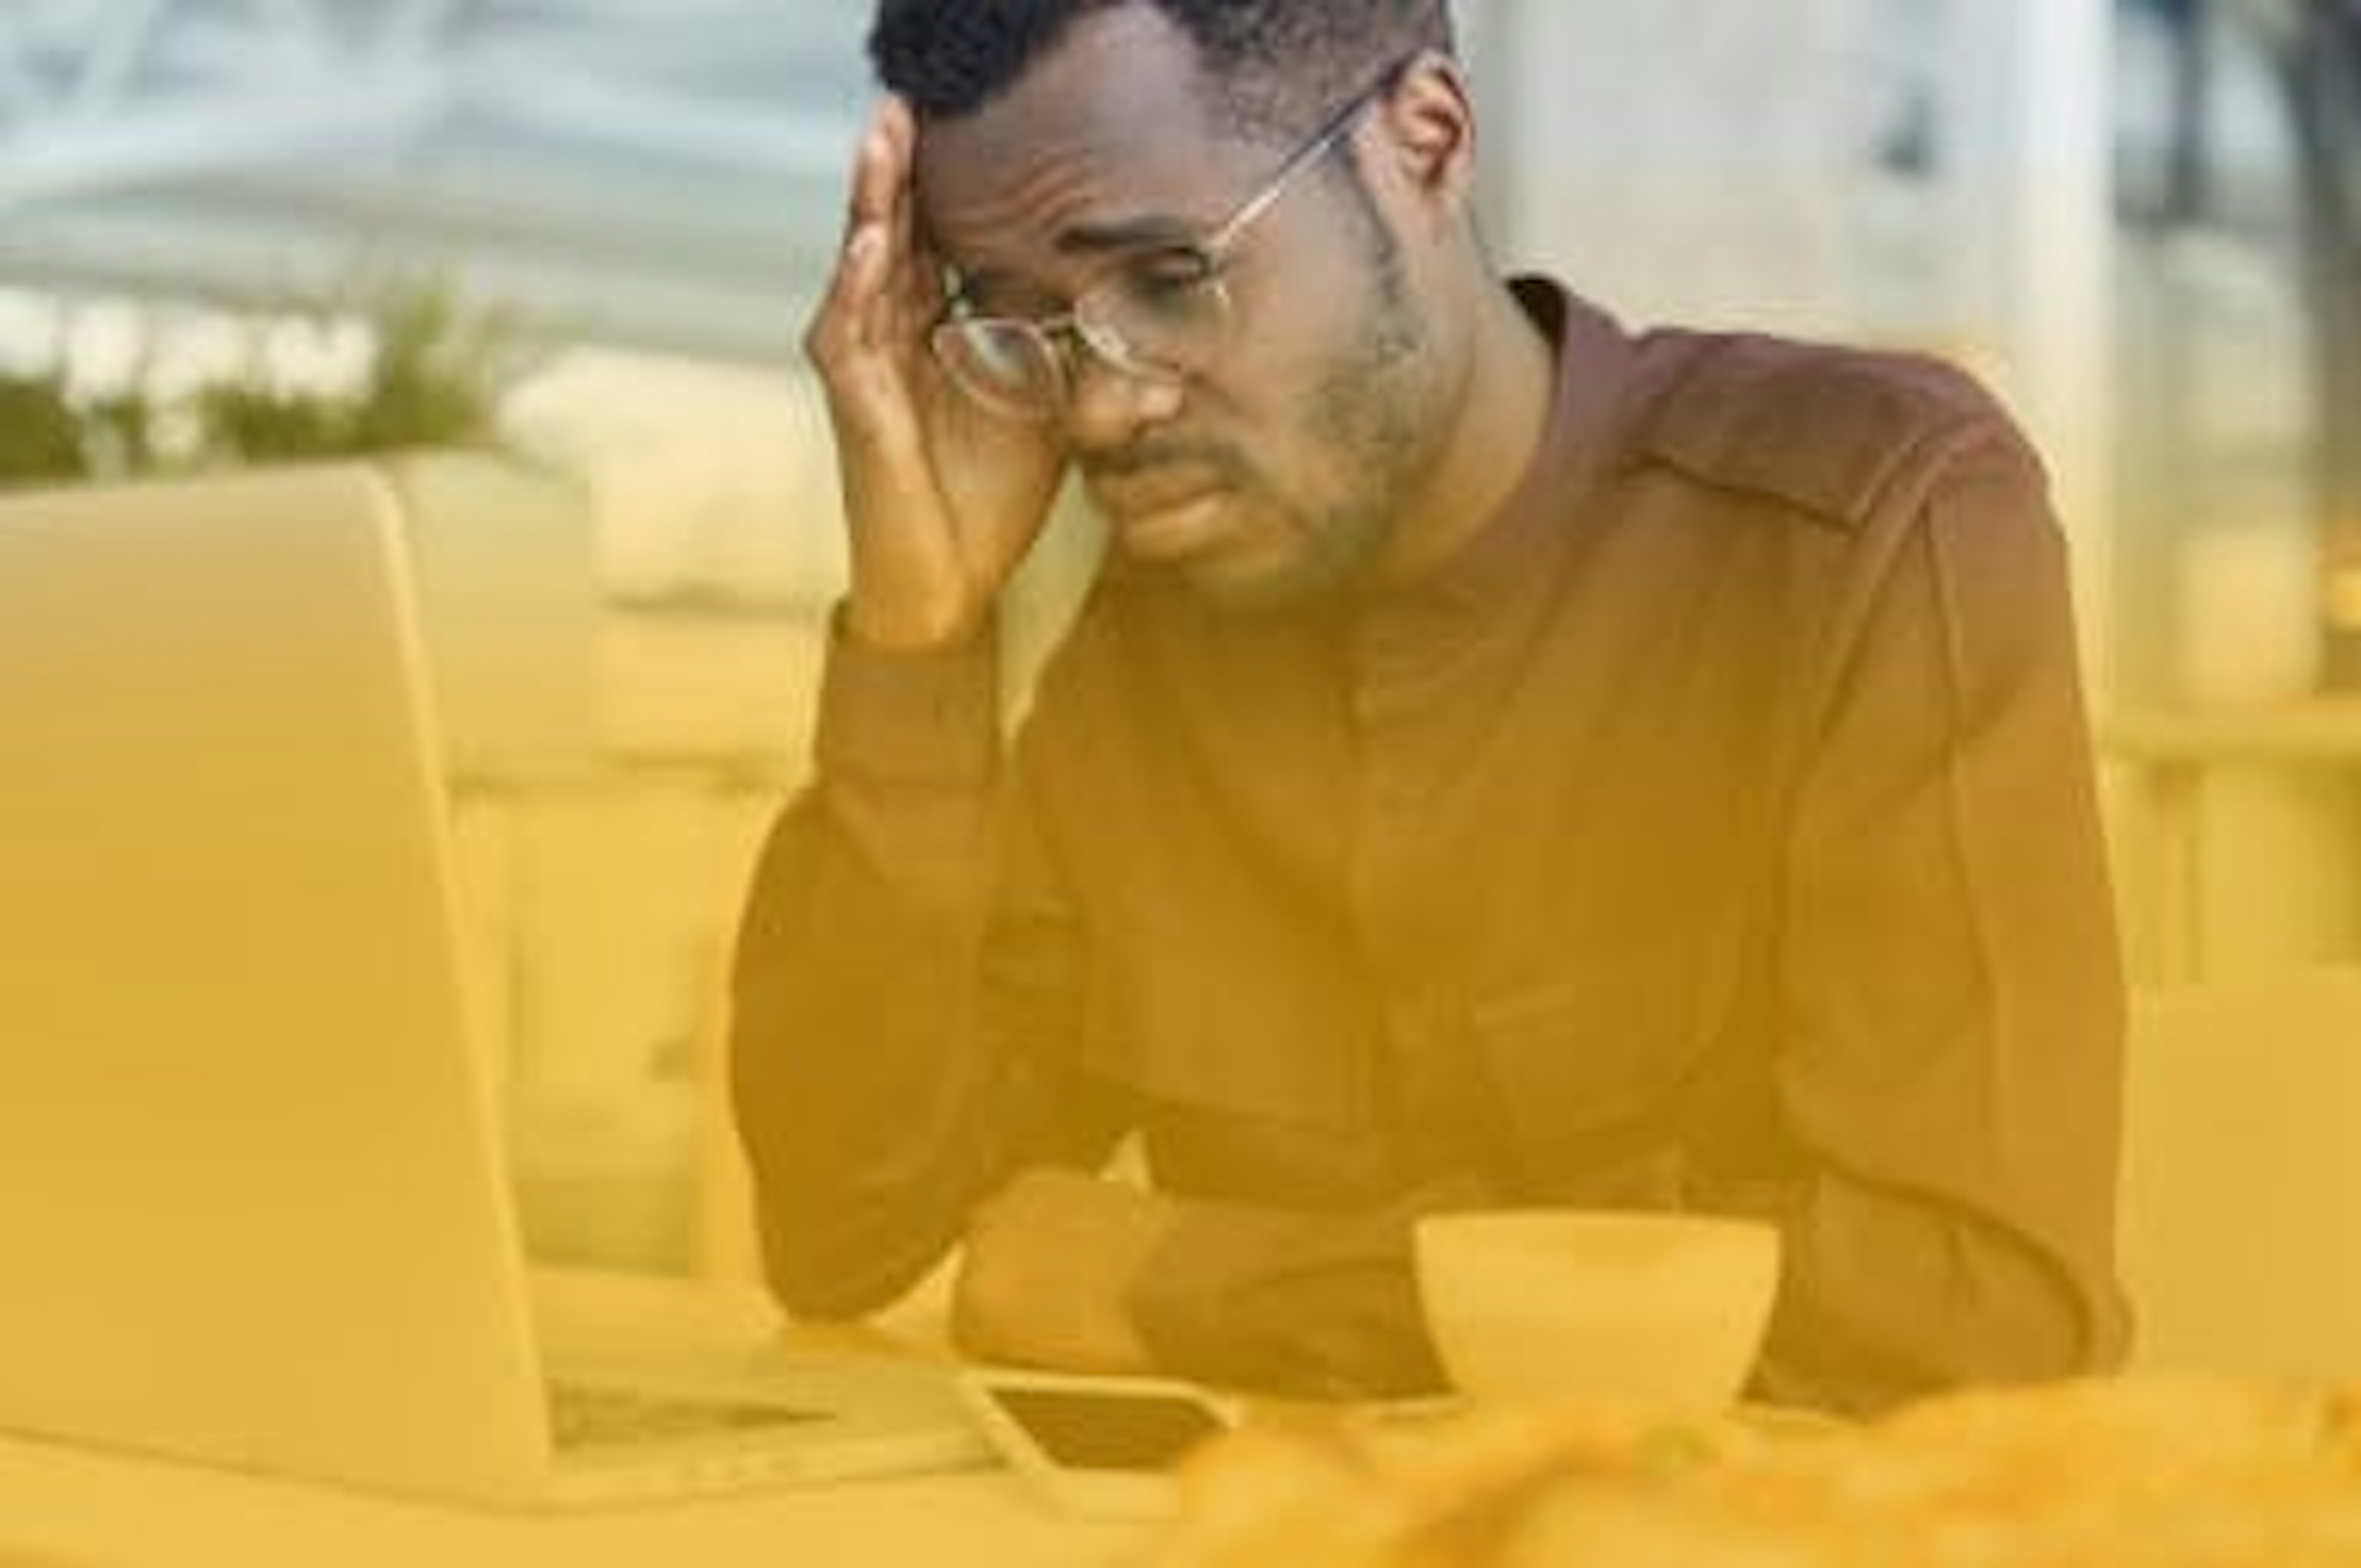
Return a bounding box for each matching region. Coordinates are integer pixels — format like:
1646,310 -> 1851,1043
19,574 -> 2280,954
799,309 -> 842,365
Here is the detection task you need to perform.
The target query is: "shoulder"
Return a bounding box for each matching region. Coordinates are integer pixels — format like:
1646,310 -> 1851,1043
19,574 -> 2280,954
1626,330 -> 2044,533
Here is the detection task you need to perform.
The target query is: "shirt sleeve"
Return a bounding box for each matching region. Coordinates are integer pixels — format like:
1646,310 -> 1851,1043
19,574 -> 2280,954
1736,419 -> 2132,1411
1124,1176 -> 1492,1399
729,612 -> 1129,1319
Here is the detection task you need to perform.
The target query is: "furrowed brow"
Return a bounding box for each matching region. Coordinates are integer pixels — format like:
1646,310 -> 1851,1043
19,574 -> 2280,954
940,215 -> 1208,312
1054,215 -> 1206,256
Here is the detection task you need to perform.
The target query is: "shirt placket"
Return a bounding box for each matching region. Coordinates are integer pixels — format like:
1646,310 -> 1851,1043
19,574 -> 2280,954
1345,606 -> 1500,1186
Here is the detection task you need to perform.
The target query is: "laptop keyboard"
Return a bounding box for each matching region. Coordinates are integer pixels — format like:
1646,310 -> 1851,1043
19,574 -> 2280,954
547,1382 -> 828,1449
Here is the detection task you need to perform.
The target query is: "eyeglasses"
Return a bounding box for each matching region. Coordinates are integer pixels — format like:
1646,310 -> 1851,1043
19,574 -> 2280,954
928,57 -> 1410,423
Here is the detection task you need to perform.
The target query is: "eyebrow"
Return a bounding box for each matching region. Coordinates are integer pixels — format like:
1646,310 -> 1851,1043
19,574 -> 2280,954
1053,214 -> 1207,256
941,214 -> 1208,309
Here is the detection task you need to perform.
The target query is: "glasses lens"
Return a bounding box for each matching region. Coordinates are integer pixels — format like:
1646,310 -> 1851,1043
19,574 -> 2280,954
931,318 -> 1061,419
1082,263 -> 1230,378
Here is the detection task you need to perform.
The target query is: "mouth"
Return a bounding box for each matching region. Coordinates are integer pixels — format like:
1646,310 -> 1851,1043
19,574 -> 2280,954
1083,462 -> 1232,559
1085,459 -> 1221,518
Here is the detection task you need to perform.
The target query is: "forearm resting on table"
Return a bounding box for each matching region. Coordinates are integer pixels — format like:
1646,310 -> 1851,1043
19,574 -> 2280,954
1117,1168 -> 2096,1412
1709,1170 -> 2104,1415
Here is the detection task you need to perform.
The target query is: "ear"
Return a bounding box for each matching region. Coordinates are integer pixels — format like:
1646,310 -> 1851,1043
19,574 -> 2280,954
1368,51 -> 1477,210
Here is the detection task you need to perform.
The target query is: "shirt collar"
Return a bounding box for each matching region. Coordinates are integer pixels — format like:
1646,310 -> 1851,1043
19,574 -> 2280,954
1362,275 -> 1640,627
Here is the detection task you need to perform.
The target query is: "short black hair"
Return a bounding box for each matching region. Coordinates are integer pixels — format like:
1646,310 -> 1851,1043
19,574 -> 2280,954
868,0 -> 1453,140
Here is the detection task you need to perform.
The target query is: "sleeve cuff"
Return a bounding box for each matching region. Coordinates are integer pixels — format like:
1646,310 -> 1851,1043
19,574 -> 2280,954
1124,1197 -> 1287,1386
813,605 -> 1002,789
1123,1195 -> 1445,1399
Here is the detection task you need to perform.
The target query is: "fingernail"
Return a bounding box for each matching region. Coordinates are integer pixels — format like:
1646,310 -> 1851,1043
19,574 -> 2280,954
847,224 -> 884,264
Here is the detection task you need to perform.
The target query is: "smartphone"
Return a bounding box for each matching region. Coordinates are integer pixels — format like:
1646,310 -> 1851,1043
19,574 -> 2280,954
955,1369 -> 1240,1519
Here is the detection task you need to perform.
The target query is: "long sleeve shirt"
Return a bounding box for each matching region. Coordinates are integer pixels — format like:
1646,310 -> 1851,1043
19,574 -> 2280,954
730,279 -> 2131,1413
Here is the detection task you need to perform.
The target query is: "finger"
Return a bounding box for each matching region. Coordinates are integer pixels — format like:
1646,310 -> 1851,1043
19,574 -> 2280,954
804,221 -> 889,386
833,125 -> 905,335
814,122 -> 927,371
875,102 -> 944,343
833,101 -> 940,372
879,97 -> 919,229
808,108 -> 895,354
845,100 -> 901,240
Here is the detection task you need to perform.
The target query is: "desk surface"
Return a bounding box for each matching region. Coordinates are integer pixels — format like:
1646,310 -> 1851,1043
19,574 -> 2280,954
0,1271 -> 1148,1568
0,1438 -> 1140,1568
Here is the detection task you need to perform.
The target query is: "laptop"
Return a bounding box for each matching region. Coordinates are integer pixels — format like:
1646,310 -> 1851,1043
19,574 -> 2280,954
0,464 -> 987,1507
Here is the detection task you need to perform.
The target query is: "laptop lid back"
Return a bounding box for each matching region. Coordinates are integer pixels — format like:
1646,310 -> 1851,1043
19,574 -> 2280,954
0,464 -> 550,1499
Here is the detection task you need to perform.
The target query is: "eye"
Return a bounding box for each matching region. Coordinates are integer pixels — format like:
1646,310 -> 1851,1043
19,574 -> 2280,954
1114,248 -> 1222,320
1132,247 -> 1219,290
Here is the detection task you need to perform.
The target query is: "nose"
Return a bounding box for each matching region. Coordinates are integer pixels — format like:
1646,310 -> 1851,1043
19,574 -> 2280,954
1056,344 -> 1184,454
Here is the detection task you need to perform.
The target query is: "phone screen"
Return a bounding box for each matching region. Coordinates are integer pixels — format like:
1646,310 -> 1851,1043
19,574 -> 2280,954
980,1384 -> 1231,1471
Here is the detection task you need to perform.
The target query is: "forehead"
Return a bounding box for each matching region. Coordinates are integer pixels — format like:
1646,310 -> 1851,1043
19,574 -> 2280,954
912,7 -> 1256,273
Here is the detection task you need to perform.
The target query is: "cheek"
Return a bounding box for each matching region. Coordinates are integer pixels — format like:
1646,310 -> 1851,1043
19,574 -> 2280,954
1192,315 -> 1368,480
1182,249 -> 1422,501
1225,261 -> 1365,382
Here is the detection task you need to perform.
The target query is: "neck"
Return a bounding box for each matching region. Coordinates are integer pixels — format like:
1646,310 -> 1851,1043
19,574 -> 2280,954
1375,274 -> 1556,585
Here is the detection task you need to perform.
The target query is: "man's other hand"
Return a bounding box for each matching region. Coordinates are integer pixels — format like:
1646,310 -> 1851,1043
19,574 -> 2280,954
951,1167 -> 1176,1374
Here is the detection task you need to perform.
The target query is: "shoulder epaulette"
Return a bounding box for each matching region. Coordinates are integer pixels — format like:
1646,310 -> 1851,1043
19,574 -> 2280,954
1634,332 -> 2013,532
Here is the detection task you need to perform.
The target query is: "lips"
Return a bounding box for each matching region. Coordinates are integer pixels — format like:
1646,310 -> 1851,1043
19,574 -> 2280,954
1083,461 -> 1235,562
1083,461 -> 1223,523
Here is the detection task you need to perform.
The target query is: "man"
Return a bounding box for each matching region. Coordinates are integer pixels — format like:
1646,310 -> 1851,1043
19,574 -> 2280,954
732,0 -> 2129,1412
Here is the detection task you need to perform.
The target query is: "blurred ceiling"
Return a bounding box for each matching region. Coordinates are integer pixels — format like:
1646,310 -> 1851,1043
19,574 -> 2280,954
0,0 -> 876,363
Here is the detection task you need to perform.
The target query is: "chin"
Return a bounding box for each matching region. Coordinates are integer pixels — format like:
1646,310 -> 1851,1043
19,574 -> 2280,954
1192,511 -> 1393,610
1179,549 -> 1358,613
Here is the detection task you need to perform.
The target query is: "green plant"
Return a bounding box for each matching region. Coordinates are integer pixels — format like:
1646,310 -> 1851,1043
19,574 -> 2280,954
196,271 -> 548,465
0,270 -> 548,489
0,370 -> 89,480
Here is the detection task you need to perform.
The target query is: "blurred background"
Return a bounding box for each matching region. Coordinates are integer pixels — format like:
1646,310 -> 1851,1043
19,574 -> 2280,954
1,0 -> 2355,1286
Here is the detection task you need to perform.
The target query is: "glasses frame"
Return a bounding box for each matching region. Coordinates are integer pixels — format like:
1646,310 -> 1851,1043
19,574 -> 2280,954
929,54 -> 1417,422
